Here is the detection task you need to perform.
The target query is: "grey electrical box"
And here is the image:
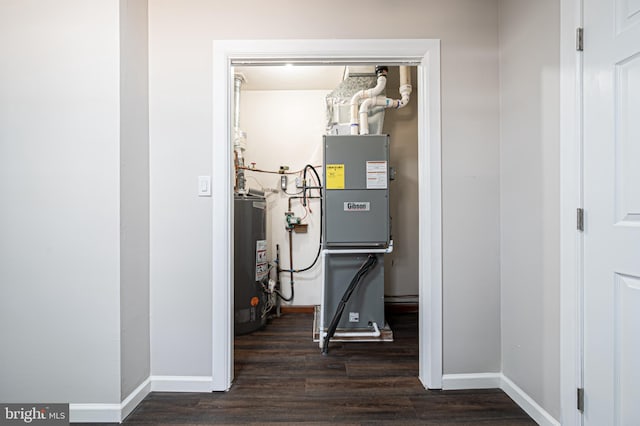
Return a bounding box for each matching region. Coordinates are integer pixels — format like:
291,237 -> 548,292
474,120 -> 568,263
323,135 -> 390,248
323,253 -> 384,329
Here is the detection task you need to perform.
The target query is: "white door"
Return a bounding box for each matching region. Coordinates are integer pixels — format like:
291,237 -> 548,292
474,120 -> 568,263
583,0 -> 640,424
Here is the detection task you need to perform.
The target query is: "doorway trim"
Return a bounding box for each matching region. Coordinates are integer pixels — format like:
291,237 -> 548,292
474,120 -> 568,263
211,39 -> 442,391
559,0 -> 583,424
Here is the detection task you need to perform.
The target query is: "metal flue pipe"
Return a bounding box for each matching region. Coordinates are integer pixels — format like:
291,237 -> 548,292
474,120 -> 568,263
233,73 -> 248,193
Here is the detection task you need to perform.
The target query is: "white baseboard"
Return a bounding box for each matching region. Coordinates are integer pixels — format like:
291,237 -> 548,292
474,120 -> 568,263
150,375 -> 214,392
70,378 -> 151,423
442,372 -> 502,390
121,378 -> 151,421
69,403 -> 122,423
500,374 -> 560,426
441,372 -> 560,426
70,375 -> 213,423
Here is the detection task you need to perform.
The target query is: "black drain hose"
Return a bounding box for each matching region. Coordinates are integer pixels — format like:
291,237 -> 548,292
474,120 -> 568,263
322,254 -> 378,356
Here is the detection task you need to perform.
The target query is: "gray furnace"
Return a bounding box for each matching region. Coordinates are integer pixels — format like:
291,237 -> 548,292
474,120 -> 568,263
321,135 -> 391,350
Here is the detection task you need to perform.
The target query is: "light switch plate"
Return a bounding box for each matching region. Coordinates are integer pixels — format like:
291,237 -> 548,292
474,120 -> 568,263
198,176 -> 211,196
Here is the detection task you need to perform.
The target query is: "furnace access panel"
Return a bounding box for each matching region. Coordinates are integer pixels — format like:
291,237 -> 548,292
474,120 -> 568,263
323,135 -> 390,248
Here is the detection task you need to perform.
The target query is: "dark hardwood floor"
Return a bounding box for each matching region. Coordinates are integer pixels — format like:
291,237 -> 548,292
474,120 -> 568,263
86,311 -> 534,425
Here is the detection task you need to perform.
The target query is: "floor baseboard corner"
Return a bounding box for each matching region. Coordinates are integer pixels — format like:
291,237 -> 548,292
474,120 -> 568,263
69,377 -> 152,423
500,374 -> 560,426
121,377 -> 152,421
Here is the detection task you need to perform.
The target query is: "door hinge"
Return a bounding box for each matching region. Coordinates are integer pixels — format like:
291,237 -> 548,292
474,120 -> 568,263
577,387 -> 585,412
577,208 -> 584,231
576,27 -> 584,51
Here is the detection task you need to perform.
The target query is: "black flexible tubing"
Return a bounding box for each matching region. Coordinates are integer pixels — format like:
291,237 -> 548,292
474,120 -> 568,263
275,244 -> 281,291
322,254 -> 378,355
288,228 -> 294,297
273,243 -> 294,302
302,164 -> 322,207
322,255 -> 377,355
279,194 -> 323,274
275,164 -> 324,301
290,194 -> 322,273
280,201 -> 322,273
275,286 -> 294,302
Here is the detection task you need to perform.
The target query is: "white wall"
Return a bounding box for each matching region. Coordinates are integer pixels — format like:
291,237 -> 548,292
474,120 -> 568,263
149,0 -> 501,378
241,90 -> 328,306
119,0 -> 150,400
0,0 -> 151,408
383,67 -> 420,300
0,0 -> 122,403
498,0 -> 560,419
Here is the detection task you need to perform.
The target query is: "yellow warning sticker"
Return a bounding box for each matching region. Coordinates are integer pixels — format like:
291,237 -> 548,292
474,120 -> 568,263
326,164 -> 345,189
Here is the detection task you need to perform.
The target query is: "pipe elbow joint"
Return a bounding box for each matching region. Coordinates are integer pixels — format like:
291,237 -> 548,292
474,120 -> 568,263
399,84 -> 413,96
359,97 -> 376,114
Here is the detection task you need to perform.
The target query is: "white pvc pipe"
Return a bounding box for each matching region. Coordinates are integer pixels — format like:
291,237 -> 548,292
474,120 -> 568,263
359,96 -> 394,135
349,74 -> 387,135
359,98 -> 374,135
325,322 -> 381,338
400,65 -> 410,87
397,65 -> 412,109
358,66 -> 412,135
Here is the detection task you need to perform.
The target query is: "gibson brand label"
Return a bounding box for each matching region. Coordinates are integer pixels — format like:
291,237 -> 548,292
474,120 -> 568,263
344,202 -> 370,212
